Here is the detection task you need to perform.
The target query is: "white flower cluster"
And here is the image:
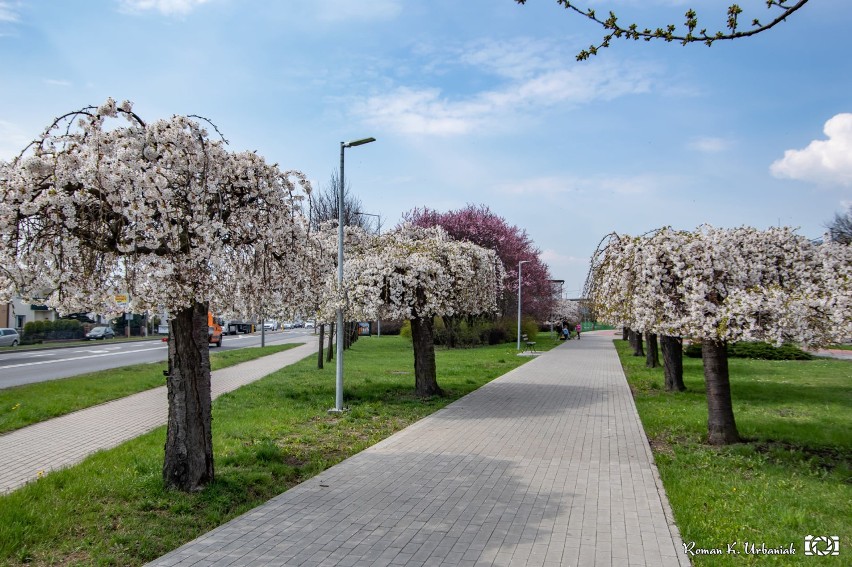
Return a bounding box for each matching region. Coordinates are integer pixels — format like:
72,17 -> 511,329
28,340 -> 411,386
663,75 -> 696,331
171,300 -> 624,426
314,224 -> 504,324
0,99 -> 313,319
589,226 -> 851,347
549,298 -> 582,323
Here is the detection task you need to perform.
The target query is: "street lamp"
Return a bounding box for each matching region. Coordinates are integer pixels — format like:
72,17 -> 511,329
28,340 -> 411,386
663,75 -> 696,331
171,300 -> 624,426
331,137 -> 376,414
517,260 -> 530,350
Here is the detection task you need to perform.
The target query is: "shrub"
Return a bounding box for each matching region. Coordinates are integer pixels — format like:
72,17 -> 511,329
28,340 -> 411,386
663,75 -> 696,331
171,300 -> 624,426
22,319 -> 84,340
399,320 -> 412,340
685,340 -> 812,360
522,318 -> 538,341
729,341 -> 812,360
398,316 -> 530,348
376,319 -> 405,335
487,324 -> 508,345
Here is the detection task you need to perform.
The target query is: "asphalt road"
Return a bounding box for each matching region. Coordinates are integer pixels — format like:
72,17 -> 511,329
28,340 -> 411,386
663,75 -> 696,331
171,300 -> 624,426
0,328 -> 315,389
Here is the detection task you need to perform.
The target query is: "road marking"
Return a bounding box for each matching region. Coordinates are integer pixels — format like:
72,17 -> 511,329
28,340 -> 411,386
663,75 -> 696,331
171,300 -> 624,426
0,345 -> 167,370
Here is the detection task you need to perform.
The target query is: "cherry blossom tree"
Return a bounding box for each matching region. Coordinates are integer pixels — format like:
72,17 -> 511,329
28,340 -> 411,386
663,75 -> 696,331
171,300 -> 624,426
405,204 -> 553,322
0,99 -> 312,491
588,225 -> 851,444
515,1 -> 810,61
550,298 -> 581,325
322,225 -> 503,396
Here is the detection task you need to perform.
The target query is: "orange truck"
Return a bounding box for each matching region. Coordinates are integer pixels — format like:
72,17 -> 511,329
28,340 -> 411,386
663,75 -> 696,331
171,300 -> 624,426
208,312 -> 223,347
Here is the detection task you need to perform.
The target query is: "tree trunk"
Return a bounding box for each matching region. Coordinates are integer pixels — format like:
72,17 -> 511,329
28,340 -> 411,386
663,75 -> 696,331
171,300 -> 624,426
442,315 -> 458,349
410,316 -> 442,397
622,327 -> 629,341
660,335 -> 685,392
326,322 -> 334,362
702,339 -> 741,445
317,324 -> 325,369
631,330 -> 645,357
163,301 -> 214,492
645,333 -> 659,368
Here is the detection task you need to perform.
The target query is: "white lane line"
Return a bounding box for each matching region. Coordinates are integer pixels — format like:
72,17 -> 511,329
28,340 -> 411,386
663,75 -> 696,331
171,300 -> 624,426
0,345 -> 167,370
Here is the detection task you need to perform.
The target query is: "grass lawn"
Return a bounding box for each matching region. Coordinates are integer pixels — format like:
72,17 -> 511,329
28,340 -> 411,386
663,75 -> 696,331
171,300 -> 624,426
615,340 -> 850,565
0,335 -> 558,566
0,343 -> 301,434
0,335 -> 164,352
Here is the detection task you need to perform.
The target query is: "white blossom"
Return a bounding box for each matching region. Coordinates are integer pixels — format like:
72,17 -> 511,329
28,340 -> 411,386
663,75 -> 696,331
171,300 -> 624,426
588,226 -> 851,347
313,224 -> 503,324
0,100 -> 313,321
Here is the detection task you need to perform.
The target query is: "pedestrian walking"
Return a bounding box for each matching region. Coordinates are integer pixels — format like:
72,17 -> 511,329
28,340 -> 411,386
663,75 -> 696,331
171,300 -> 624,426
575,323 -> 581,340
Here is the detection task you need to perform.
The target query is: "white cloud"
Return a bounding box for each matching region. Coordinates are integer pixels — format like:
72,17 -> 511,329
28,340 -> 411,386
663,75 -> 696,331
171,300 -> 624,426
354,57 -> 656,136
496,177 -> 575,196
307,0 -> 401,23
540,249 -> 587,266
353,87 -> 473,136
496,174 -> 666,196
0,1 -> 19,23
43,78 -> 72,87
119,0 -> 210,16
459,37 -> 561,81
688,136 -> 732,153
770,113 -> 852,186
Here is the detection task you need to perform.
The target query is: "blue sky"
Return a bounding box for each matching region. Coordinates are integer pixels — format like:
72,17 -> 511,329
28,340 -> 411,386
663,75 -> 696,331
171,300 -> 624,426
1,0 -> 850,297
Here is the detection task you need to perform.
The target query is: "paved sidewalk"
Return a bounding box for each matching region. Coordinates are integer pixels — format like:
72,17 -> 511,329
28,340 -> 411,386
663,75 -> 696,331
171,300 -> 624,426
150,332 -> 688,567
811,347 -> 852,361
0,337 -> 317,494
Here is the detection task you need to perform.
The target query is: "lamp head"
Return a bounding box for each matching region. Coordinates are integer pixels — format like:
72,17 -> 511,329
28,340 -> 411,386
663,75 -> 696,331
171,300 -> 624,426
343,137 -> 376,148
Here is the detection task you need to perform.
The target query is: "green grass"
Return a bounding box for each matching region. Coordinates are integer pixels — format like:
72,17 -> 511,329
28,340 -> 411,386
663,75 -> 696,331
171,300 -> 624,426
0,344 -> 301,434
0,335 -> 558,566
0,335 -> 164,352
827,344 -> 852,351
615,340 -> 851,565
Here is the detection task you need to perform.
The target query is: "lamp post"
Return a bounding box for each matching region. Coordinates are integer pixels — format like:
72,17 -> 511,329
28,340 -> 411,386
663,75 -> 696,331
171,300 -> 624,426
516,260 -> 530,350
331,137 -> 375,414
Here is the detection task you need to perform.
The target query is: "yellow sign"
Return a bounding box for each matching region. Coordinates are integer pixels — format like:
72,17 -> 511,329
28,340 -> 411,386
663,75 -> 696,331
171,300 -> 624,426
115,294 -> 129,304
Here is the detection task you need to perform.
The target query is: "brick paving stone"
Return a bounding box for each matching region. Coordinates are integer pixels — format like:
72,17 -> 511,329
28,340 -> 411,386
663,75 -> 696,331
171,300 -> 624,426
0,337 -> 317,494
147,332 -> 690,566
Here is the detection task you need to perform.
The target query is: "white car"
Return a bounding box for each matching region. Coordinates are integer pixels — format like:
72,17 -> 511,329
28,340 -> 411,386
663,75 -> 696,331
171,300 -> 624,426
0,328 -> 20,347
263,321 -> 278,331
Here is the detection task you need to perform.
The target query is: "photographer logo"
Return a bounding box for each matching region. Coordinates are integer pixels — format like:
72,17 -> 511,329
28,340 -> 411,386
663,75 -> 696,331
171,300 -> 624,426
804,535 -> 840,556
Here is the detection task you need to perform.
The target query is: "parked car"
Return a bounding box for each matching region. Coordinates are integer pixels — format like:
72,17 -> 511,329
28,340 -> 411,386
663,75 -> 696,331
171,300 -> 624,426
84,326 -> 115,340
305,321 -> 315,329
263,321 -> 279,331
0,328 -> 20,347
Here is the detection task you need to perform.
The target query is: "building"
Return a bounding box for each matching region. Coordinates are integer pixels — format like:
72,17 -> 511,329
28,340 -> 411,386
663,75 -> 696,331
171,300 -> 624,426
1,296 -> 59,330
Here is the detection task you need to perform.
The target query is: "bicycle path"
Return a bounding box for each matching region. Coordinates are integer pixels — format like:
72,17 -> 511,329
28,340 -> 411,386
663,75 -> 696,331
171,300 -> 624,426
149,331 -> 688,567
